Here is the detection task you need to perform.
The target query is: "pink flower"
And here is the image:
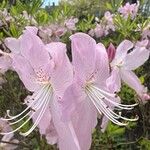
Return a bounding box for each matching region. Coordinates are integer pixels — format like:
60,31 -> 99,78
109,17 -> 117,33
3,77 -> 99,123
88,24 -> 104,38
39,25 -> 67,43
64,17 -> 78,31
104,11 -> 114,23
118,2 -> 139,19
61,33 -> 137,149
94,24 -> 104,38
1,27 -> 80,150
103,11 -> 115,35
0,119 -> 19,150
107,40 -> 150,98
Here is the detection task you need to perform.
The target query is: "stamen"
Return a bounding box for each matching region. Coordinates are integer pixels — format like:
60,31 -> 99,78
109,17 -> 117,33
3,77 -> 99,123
86,88 -> 128,126
91,89 -> 138,122
20,88 -> 52,136
85,84 -> 138,126
9,89 -> 48,126
90,85 -> 118,97
89,85 -> 138,110
0,85 -> 52,136
2,85 -> 48,121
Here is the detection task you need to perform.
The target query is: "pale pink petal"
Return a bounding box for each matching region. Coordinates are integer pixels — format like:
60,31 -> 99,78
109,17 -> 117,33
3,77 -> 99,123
46,42 -> 73,97
25,26 -> 38,34
45,121 -> 58,145
0,55 -> 12,73
70,33 -> 96,82
106,67 -> 121,92
123,47 -> 150,70
112,40 -> 133,65
60,83 -> 86,122
95,43 -> 110,84
60,84 -> 97,150
51,95 -> 81,150
100,116 -> 109,132
120,69 -> 145,95
32,107 -> 52,135
72,98 -> 97,150
12,55 -> 39,91
20,31 -> 50,69
5,37 -> 21,54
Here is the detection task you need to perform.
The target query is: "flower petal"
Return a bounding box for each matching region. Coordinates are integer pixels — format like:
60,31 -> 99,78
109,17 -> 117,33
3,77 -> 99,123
5,37 -> 21,54
106,67 -> 121,92
46,42 -> 73,97
45,121 -> 58,145
25,26 -> 38,34
12,55 -> 39,91
20,31 -> 50,69
70,33 -> 96,82
60,83 -> 86,122
0,55 -> 12,73
95,43 -> 110,84
123,47 -> 150,70
72,98 -> 97,150
111,40 -> 133,65
51,95 -> 81,150
32,107 -> 52,135
120,69 -> 145,95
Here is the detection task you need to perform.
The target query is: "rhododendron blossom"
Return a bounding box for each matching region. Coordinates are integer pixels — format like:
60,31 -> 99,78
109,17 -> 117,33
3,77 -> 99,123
64,17 -> 78,31
107,40 -> 150,99
0,27 -> 80,150
61,33 -> 138,149
118,2 -> 139,19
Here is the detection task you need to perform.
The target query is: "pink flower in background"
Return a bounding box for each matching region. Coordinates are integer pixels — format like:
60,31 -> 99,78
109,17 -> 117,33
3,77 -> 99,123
94,24 -> 105,38
64,17 -> 78,31
107,40 -> 150,99
104,11 -> 115,35
118,2 -> 139,19
0,27 -> 80,150
89,11 -> 115,38
104,11 -> 114,23
39,25 -> 67,43
0,119 -> 19,150
60,33 -> 137,149
89,24 -> 104,38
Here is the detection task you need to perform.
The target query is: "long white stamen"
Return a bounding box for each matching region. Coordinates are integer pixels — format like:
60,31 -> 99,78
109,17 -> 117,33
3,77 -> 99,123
89,86 -> 138,110
86,88 -> 127,126
90,84 -> 117,97
86,84 -> 138,126
2,85 -> 48,121
9,89 -> 48,126
20,88 -> 52,136
90,88 -> 138,122
0,85 -> 52,136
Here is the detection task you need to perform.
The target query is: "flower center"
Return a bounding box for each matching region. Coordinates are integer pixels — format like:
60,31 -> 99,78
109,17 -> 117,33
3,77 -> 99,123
35,68 -> 50,84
